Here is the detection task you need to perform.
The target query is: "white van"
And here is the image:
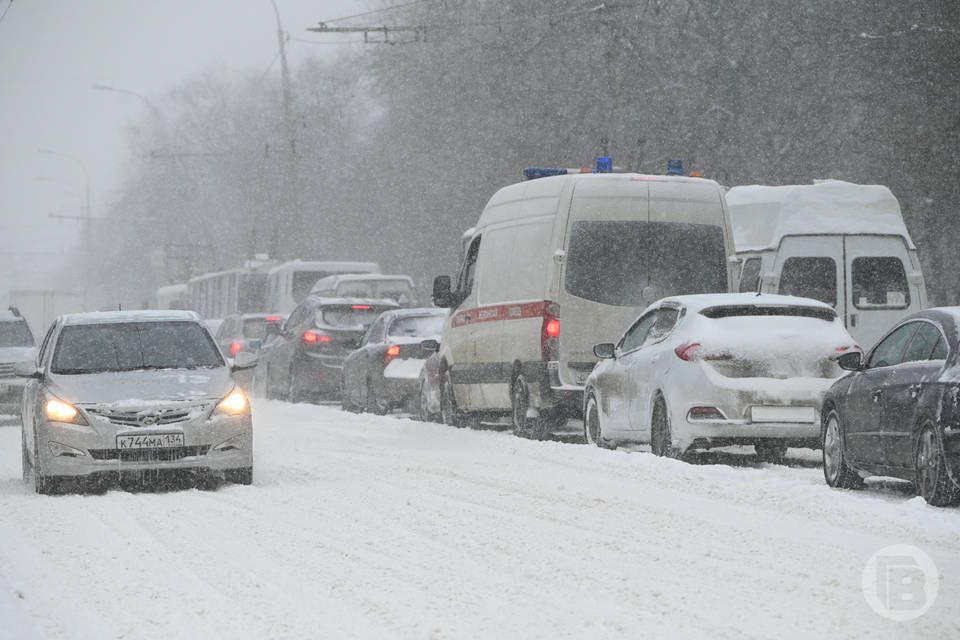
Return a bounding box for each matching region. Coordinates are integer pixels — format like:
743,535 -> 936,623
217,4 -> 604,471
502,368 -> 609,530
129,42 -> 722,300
727,181 -> 927,347
432,171 -> 736,437
265,260 -> 380,314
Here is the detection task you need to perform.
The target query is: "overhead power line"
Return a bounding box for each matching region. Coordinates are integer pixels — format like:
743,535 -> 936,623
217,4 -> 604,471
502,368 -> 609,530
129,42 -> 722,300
323,0 -> 438,25
0,0 -> 12,26
308,4 -> 608,45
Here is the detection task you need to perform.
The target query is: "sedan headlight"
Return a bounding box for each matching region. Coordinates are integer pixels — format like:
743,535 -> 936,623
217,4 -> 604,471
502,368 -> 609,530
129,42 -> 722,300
214,388 -> 249,417
45,398 -> 88,426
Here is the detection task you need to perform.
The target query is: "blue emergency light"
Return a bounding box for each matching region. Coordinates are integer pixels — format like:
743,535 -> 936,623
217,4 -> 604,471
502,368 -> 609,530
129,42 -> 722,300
666,159 -> 684,175
595,157 -> 613,173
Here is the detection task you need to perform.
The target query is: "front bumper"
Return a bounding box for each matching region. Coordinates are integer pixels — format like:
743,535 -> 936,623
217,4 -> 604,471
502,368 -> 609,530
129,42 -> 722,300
34,406 -> 252,478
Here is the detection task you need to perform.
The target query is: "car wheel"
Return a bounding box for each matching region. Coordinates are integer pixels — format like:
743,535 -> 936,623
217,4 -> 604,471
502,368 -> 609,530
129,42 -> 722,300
915,423 -> 960,507
584,393 -> 611,449
287,364 -> 305,403
651,396 -> 680,458
440,370 -> 464,428
21,433 -> 32,484
31,435 -> 60,495
365,379 -> 388,415
511,374 -> 548,440
755,442 -> 788,463
224,467 -> 253,486
822,409 -> 863,489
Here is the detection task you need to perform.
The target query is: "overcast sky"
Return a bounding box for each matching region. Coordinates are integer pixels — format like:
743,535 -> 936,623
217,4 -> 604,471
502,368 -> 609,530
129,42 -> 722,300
0,0 -> 361,297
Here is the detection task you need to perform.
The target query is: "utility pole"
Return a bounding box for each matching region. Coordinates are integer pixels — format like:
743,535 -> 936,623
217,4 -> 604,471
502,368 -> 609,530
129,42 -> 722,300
38,148 -> 92,308
271,0 -> 302,260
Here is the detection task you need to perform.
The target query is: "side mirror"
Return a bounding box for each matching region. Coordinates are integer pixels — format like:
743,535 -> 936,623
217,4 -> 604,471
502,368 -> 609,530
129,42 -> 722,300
593,343 -> 616,359
420,339 -> 439,353
13,360 -> 42,379
232,351 -> 259,371
837,351 -> 862,371
432,275 -> 454,308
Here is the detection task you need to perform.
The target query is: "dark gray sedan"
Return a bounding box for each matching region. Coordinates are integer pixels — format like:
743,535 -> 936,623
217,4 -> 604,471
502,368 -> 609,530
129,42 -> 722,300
822,307 -> 960,506
340,308 -> 444,414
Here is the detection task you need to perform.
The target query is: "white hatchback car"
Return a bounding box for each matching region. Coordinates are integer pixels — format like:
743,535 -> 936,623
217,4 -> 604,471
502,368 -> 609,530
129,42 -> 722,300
583,293 -> 859,461
17,310 -> 256,493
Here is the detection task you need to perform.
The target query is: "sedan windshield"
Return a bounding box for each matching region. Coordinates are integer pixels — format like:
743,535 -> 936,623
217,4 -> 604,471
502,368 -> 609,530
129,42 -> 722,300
51,321 -> 224,374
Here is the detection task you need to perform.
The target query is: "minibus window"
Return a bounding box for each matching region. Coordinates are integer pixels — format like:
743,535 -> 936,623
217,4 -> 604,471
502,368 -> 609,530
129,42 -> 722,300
780,257 -> 836,306
565,221 -> 726,307
852,257 -> 909,309
738,258 -> 762,293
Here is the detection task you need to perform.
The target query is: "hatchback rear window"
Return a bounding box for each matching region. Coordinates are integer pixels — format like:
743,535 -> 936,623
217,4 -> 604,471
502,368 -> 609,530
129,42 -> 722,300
700,305 -> 836,322
318,306 -> 389,329
0,320 -> 34,347
388,315 -> 444,337
565,221 -> 727,307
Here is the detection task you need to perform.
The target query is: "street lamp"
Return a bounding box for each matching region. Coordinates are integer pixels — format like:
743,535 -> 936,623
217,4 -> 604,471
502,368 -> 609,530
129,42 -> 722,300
92,83 -> 163,119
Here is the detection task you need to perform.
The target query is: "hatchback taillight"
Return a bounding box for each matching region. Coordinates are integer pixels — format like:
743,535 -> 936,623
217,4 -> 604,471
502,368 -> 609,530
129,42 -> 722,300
302,331 -> 331,344
230,341 -> 242,356
384,344 -> 401,365
674,342 -> 701,361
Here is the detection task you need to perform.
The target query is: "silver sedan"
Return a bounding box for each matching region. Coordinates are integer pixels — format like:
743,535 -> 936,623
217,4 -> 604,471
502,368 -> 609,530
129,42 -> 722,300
17,310 -> 256,494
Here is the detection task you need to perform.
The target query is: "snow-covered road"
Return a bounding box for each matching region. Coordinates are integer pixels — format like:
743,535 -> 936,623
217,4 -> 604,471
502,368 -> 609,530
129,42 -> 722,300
1,401 -> 958,639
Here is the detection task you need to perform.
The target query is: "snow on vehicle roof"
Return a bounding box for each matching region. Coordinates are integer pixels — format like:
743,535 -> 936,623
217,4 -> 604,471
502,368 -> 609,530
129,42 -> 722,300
655,292 -> 835,313
61,310 -> 202,325
480,172 -> 723,227
382,307 -> 446,319
267,260 -> 380,275
727,180 -> 915,251
154,283 -> 188,295
307,296 -> 400,308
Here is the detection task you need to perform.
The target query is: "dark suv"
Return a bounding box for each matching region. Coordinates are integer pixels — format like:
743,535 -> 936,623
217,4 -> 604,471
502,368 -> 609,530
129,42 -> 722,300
0,307 -> 37,417
255,296 -> 399,402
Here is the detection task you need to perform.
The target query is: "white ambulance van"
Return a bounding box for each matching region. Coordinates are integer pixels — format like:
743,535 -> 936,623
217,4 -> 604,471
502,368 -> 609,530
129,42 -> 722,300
432,168 -> 736,438
727,180 -> 927,347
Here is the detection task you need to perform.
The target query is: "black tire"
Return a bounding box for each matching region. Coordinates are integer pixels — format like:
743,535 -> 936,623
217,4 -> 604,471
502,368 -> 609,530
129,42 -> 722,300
821,408 -> 864,489
511,374 -> 549,440
755,442 -> 788,463
915,423 -> 960,507
583,393 -> 612,449
224,467 -> 253,486
32,435 -> 60,495
440,370 -> 464,428
365,379 -> 388,415
21,432 -> 32,484
650,396 -> 679,458
417,379 -> 440,422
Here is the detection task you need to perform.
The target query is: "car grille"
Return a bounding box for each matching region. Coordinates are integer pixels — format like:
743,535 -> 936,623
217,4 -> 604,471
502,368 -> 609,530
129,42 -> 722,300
0,363 -> 14,379
85,405 -> 202,427
88,445 -> 210,461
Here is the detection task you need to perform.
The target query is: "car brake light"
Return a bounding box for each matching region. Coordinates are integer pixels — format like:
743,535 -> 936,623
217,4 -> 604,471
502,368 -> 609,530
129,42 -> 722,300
352,305 -> 371,310
384,344 -> 401,365
674,342 -> 701,361
230,341 -> 242,356
265,316 -> 281,322
302,331 -> 330,344
540,302 -> 560,361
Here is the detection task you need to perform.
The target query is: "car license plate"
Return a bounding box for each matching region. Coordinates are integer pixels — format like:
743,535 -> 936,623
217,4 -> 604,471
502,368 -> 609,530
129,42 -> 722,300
751,406 -> 816,423
116,433 -> 185,450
